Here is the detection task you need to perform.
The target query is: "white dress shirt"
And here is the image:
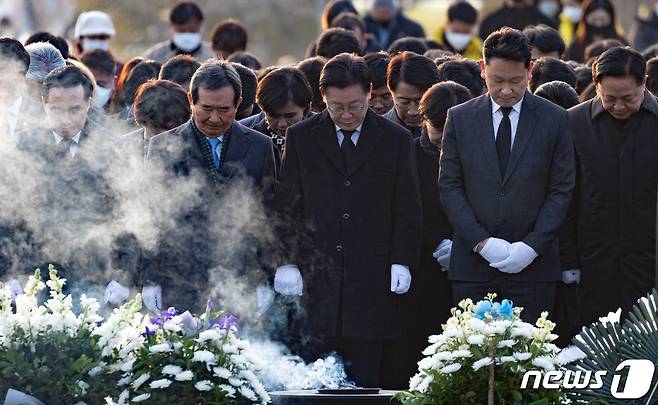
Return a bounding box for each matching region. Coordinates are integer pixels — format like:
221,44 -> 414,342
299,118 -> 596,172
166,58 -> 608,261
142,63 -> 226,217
491,96 -> 523,149
0,96 -> 22,139
335,123 -> 363,146
52,130 -> 82,157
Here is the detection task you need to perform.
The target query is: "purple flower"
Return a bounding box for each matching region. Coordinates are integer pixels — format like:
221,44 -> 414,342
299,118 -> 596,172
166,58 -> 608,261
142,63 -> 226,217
217,314 -> 239,332
140,326 -> 156,337
151,317 -> 163,327
161,307 -> 179,320
206,298 -> 214,311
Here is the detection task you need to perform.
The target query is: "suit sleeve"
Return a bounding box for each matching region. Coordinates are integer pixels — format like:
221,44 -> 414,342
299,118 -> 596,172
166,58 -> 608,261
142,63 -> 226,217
523,111 -> 576,255
274,128 -> 305,267
438,109 -> 490,250
391,130 -> 422,267
559,123 -> 581,270
259,139 -> 276,210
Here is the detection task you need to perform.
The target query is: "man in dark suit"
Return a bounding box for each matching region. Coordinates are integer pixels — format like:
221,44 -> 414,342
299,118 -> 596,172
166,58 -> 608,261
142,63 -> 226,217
274,52 -> 422,386
146,60 -> 276,314
439,27 -> 575,322
383,51 -> 440,138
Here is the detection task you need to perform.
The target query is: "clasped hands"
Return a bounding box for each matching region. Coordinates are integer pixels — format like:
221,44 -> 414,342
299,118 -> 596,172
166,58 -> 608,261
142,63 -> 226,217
477,237 -> 538,274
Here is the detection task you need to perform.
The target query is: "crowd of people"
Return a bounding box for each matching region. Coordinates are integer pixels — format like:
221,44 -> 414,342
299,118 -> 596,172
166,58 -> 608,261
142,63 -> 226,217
0,0 -> 657,389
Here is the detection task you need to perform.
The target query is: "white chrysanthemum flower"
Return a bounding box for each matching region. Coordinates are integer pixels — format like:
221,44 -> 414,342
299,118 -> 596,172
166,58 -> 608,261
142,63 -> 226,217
192,350 -> 217,364
555,346 -> 587,365
510,327 -> 533,338
149,378 -> 172,389
409,373 -> 423,390
422,343 -> 440,356
197,328 -> 221,343
195,380 -> 213,391
219,384 -> 237,398
452,349 -> 472,358
149,343 -> 172,353
239,386 -> 257,401
499,356 -> 517,363
118,389 -> 129,404
163,319 -> 182,333
467,334 -> 486,345
175,370 -> 194,381
532,356 -> 555,371
229,377 -> 245,387
131,372 -> 150,390
434,351 -> 454,362
117,376 -> 131,386
214,367 -> 232,379
441,363 -> 462,374
416,374 -> 434,393
131,393 -> 150,402
497,339 -> 516,348
223,343 -> 238,353
417,357 -> 435,370
162,365 -> 182,375
472,358 -> 494,371
513,352 -> 532,361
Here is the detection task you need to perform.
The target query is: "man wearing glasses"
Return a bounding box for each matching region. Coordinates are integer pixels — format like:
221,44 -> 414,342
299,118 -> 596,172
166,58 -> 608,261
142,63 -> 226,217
383,51 -> 440,137
274,52 -> 422,387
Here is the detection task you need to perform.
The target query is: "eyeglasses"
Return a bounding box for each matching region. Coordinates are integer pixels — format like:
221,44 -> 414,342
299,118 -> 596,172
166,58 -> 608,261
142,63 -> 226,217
326,103 -> 367,116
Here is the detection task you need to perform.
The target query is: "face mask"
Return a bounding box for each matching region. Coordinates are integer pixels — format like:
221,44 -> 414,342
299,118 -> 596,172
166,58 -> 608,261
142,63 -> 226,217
445,32 -> 472,51
94,85 -> 113,108
172,32 -> 202,52
563,5 -> 582,23
82,38 -> 109,51
538,1 -> 560,18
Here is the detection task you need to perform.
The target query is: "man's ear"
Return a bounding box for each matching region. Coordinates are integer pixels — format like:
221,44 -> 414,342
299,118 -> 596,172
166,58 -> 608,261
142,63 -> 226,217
527,61 -> 535,81
235,96 -> 242,110
368,83 -> 373,100
187,92 -> 193,107
478,59 -> 486,80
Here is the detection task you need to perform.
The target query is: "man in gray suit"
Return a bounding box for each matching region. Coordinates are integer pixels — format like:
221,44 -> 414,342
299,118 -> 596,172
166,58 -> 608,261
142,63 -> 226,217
438,27 -> 575,322
145,60 -> 276,313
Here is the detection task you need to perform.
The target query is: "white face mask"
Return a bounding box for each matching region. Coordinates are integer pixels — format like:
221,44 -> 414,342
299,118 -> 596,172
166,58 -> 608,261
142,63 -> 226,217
172,32 -> 202,52
445,32 -> 472,51
82,38 -> 109,51
94,85 -> 113,108
538,1 -> 560,18
563,5 -> 582,23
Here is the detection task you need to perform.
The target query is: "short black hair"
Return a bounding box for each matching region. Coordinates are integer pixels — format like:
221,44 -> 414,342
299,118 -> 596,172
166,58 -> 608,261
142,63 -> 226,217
437,58 -> 485,97
364,51 -> 390,89
230,62 -> 257,114
159,54 -> 200,86
574,65 -> 593,94
387,51 -> 440,94
424,39 -> 446,51
529,57 -> 577,93
387,37 -> 428,56
42,65 -> 94,102
331,12 -> 365,34
297,56 -> 327,111
227,51 -> 262,71
321,0 -> 358,30
190,60 -> 242,105
114,60 -> 161,112
80,49 -> 116,76
316,28 -> 362,59
25,31 -> 70,59
534,80 -> 580,109
257,67 -> 312,114
319,52 -> 370,94
523,25 -> 565,57
420,81 -> 472,130
211,19 -> 248,55
447,1 -> 477,24
592,46 -> 646,85
647,57 -> 658,96
584,39 -> 625,66
0,37 -> 29,74
169,1 -> 203,25
134,79 -> 191,132
484,27 -> 532,68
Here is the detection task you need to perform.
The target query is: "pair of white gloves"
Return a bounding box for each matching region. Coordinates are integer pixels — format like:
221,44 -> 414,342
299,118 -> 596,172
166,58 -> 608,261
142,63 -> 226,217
273,263 -> 412,296
477,238 -> 539,274
432,239 -> 452,271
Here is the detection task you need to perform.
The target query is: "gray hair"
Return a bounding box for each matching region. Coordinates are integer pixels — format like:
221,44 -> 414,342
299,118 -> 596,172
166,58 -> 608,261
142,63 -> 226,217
25,42 -> 66,83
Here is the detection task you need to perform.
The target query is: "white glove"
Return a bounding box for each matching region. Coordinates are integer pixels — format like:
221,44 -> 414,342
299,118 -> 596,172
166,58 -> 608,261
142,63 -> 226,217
562,269 -> 581,285
432,239 -> 452,271
274,265 -> 303,296
479,237 -> 511,264
5,279 -> 22,301
490,242 -> 538,274
256,284 -> 275,315
104,280 -> 130,306
390,264 -> 411,294
142,285 -> 162,312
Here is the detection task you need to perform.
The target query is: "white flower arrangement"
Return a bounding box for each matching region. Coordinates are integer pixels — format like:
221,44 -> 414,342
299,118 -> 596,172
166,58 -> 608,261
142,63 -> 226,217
396,293 -> 577,405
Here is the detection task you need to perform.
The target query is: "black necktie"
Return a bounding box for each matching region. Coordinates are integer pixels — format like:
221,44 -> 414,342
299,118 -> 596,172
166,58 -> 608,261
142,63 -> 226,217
56,138 -> 73,159
496,107 -> 512,176
341,129 -> 356,166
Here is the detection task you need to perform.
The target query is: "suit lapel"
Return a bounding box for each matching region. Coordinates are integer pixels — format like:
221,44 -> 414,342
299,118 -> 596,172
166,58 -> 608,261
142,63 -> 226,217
502,93 -> 538,185
312,111 -> 346,175
346,110 -> 383,177
477,95 -> 502,185
221,123 -> 252,179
